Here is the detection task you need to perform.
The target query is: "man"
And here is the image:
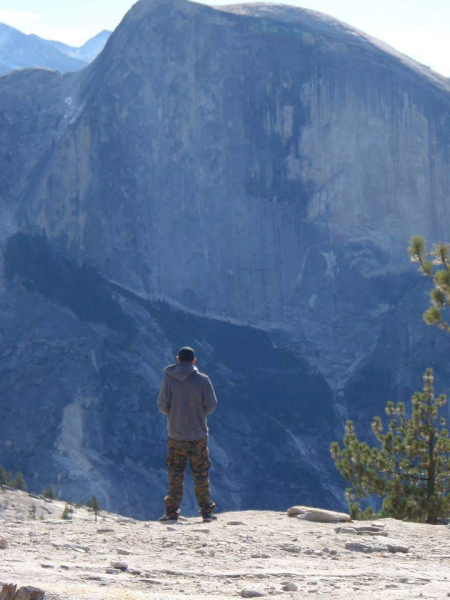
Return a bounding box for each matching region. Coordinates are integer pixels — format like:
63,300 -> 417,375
157,346 -> 218,523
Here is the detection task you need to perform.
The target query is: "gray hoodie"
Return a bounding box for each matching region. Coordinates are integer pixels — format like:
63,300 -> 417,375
157,363 -> 218,441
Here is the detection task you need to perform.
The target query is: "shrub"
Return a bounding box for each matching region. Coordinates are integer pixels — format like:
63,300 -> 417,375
42,487 -> 57,500
9,472 -> 26,491
62,504 -> 73,520
86,496 -> 101,522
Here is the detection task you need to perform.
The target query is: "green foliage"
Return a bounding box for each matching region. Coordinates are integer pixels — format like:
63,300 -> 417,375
409,235 -> 426,257
331,369 -> 450,524
86,496 -> 101,521
361,506 -> 377,520
42,487 -> 57,500
29,503 -> 37,520
62,504 -> 73,520
0,467 -> 11,487
8,472 -> 26,491
408,235 -> 450,331
343,489 -> 378,520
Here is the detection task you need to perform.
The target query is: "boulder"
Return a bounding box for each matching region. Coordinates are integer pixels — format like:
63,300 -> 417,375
0,585 -> 45,600
288,506 -> 351,523
240,591 -> 266,598
15,589 -> 45,600
0,539 -> 8,550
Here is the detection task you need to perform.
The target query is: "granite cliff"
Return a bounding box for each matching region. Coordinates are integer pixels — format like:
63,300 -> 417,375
0,0 -> 449,518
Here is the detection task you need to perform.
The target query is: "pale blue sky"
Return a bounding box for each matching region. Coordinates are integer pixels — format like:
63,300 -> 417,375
0,0 -> 449,76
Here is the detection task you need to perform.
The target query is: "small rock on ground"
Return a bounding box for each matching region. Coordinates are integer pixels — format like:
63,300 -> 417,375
345,542 -> 385,553
110,561 -> 128,571
282,582 -> 298,591
383,538 -> 409,553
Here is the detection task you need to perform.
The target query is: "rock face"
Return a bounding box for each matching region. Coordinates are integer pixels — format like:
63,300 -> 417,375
0,0 -> 450,518
0,24 -> 110,75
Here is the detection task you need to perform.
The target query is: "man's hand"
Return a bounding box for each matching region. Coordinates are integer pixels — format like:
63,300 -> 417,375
157,376 -> 171,415
203,377 -> 218,415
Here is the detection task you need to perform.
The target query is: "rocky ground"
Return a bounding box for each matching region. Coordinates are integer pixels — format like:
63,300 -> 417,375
1,489 -> 450,599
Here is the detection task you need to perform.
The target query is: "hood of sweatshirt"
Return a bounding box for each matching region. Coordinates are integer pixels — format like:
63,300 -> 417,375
164,363 -> 199,382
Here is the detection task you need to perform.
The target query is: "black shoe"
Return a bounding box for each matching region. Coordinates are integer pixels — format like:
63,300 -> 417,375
159,514 -> 178,523
202,513 -> 218,523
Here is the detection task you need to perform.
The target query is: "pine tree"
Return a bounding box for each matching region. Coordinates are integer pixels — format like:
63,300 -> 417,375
9,472 -> 26,491
331,369 -> 450,524
0,466 -> 11,487
42,487 -> 57,500
86,496 -> 101,522
29,503 -> 37,520
62,504 -> 72,520
408,236 -> 450,331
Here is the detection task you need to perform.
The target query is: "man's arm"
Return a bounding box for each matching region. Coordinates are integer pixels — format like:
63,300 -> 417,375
203,377 -> 218,416
157,376 -> 171,416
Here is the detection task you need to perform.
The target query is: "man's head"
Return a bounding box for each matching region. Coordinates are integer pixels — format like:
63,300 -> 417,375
176,346 -> 197,365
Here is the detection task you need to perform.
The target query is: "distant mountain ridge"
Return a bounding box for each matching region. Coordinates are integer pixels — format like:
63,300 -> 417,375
0,24 -> 111,75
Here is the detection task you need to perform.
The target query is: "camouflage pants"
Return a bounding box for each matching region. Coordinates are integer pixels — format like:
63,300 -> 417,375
165,437 -> 215,517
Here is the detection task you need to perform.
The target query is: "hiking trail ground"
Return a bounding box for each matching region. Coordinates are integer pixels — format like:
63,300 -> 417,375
1,489 -> 450,598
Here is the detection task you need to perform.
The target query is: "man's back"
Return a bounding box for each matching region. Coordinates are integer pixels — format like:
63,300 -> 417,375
157,363 -> 217,441
157,347 -> 218,523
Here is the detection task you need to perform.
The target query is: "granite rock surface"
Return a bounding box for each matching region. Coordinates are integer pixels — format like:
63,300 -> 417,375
0,0 -> 449,517
0,489 -> 450,600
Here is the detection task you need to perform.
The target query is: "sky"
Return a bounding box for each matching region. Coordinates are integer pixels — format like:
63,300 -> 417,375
0,0 -> 449,76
